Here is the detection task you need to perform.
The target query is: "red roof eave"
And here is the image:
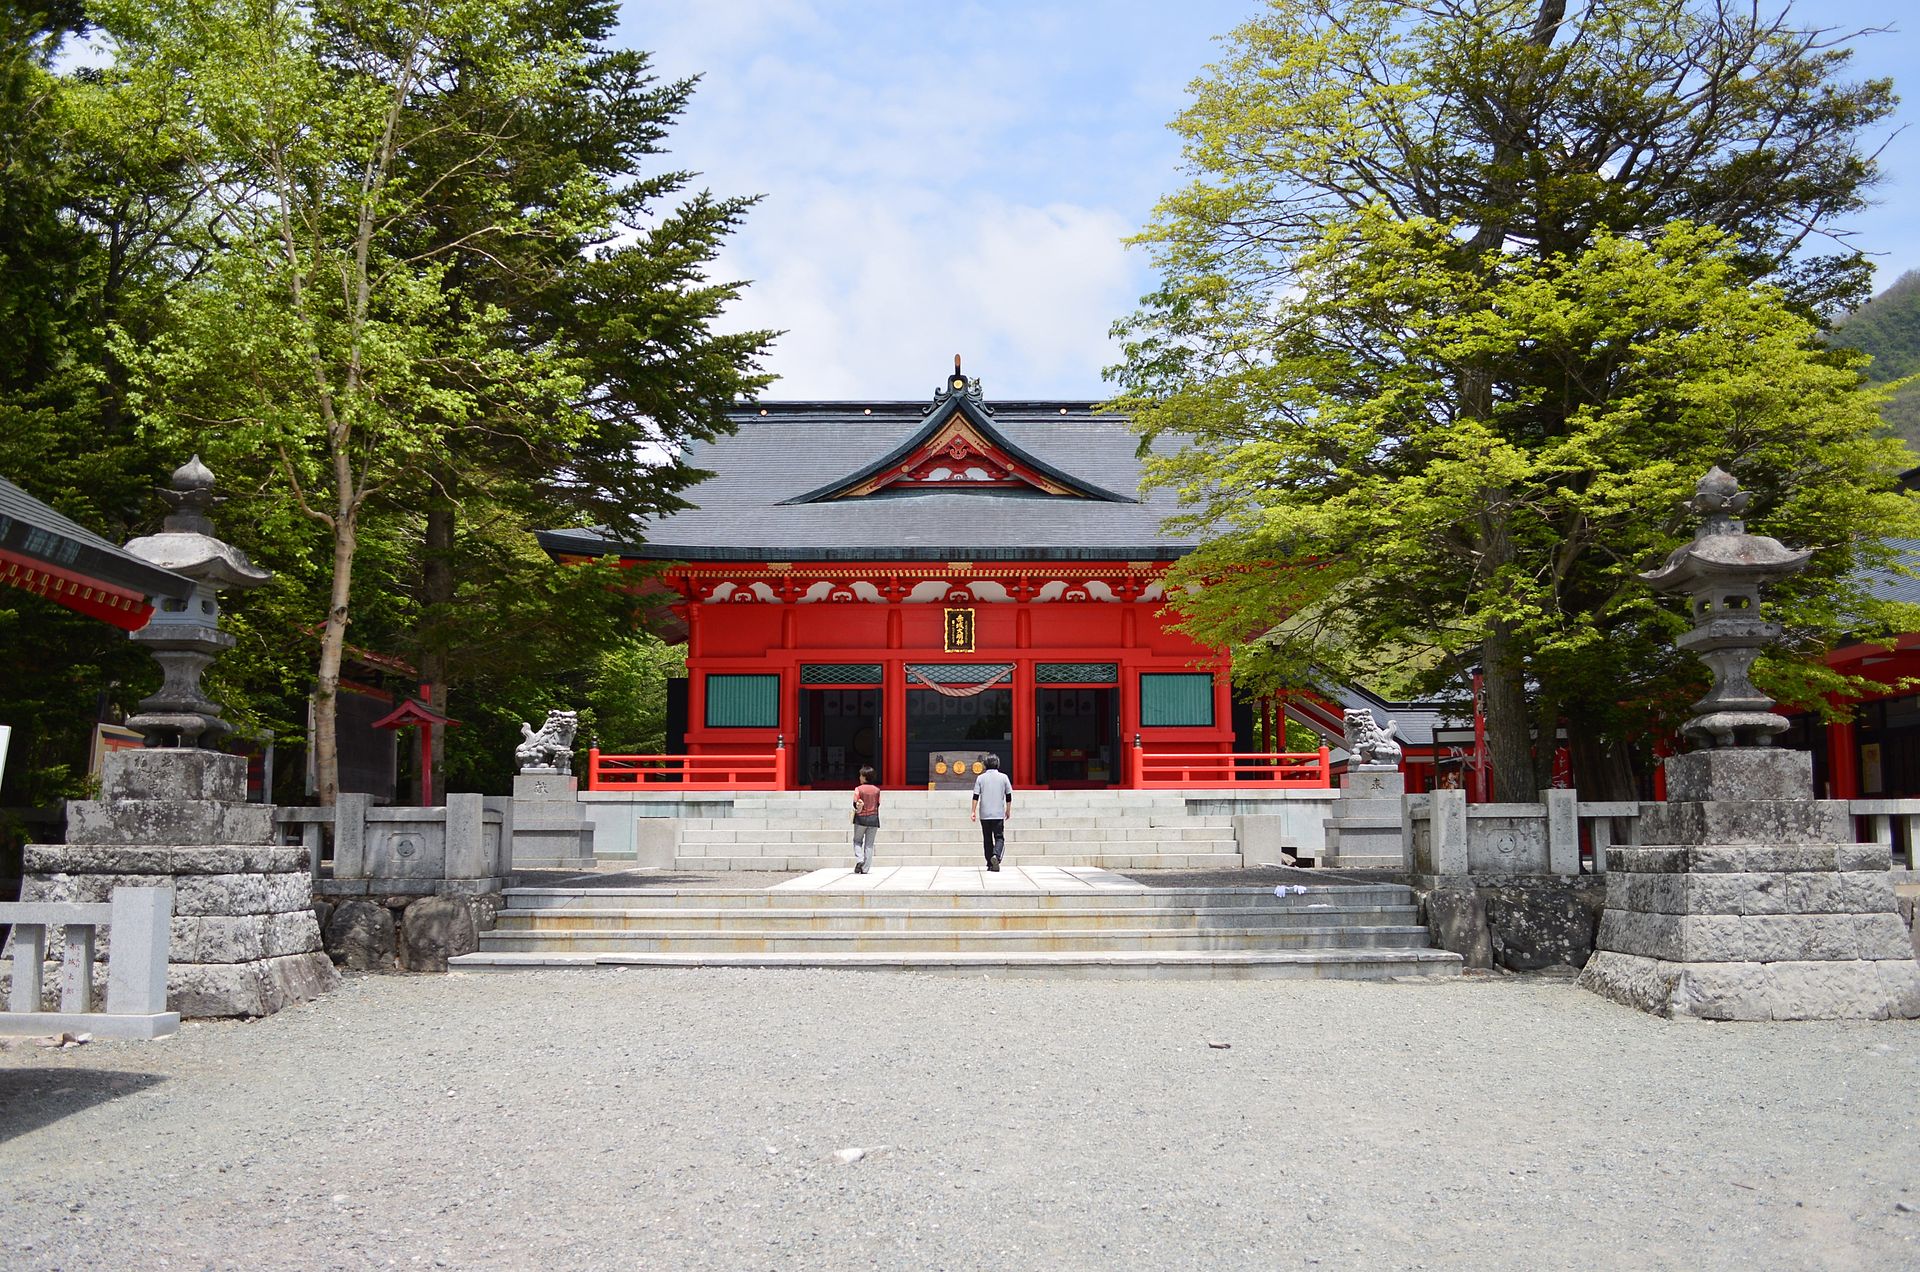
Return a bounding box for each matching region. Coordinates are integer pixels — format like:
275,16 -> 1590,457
0,546 -> 157,631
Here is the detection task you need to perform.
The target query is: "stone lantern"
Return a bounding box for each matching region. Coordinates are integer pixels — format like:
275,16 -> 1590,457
1578,465 -> 1920,1021
121,456 -> 272,747
18,455 -> 336,1019
1640,466 -> 1811,749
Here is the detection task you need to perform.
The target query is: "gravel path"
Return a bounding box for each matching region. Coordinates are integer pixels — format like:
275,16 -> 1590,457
3,970 -> 1917,1270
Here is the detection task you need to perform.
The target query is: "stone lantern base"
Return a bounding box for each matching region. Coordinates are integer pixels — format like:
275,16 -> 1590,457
1579,749 -> 1920,1020
18,749 -> 337,1018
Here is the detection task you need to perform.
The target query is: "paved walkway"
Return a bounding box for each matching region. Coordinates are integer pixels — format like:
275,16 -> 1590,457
769,864 -> 1146,892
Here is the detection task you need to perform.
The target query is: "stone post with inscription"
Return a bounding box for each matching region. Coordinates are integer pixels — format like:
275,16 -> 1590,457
1578,468 -> 1920,1019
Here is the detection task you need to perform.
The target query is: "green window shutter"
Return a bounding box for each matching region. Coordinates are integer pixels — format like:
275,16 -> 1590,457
706,673 -> 780,728
1139,673 -> 1215,727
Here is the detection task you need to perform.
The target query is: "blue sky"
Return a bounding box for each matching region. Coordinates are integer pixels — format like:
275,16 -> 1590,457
618,1 -> 1920,401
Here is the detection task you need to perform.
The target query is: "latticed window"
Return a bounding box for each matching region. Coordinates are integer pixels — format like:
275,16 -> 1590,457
706,673 -> 779,727
801,664 -> 883,685
1036,662 -> 1118,684
1140,673 -> 1214,727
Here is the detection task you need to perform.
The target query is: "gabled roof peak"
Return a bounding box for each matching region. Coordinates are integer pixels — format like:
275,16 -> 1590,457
781,359 -> 1133,506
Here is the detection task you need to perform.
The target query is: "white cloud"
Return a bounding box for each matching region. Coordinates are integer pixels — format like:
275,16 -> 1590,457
714,185 -> 1134,398
613,1 -> 1264,398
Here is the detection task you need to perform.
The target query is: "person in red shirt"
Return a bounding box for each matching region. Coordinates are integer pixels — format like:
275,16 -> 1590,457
851,766 -> 881,875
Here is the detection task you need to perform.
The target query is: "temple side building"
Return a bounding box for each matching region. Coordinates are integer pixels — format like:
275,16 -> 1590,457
540,363 -> 1244,791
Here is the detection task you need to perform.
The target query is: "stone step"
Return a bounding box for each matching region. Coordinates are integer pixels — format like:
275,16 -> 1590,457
492,904 -> 1422,932
672,820 -> 1240,838
1322,854 -> 1404,869
448,948 -> 1462,980
501,884 -> 1416,911
667,853 -> 1248,871
513,856 -> 598,871
473,924 -> 1436,955
674,828 -> 1239,846
674,841 -> 1239,855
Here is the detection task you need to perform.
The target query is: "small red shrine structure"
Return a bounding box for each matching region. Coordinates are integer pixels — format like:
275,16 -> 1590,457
543,360 -> 1327,791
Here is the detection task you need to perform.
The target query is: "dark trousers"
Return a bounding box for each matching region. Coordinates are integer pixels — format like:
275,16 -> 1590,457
979,818 -> 1005,863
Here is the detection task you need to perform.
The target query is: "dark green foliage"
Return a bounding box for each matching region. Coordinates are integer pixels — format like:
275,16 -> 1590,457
0,4 -> 176,808
1,1 -> 768,811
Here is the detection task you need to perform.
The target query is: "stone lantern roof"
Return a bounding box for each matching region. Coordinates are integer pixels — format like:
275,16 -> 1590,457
1641,466 -> 1811,593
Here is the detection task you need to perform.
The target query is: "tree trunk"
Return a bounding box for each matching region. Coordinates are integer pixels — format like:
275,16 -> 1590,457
1480,620 -> 1535,802
419,470 -> 456,804
1568,728 -> 1640,802
1531,684 -> 1559,792
314,508 -> 358,807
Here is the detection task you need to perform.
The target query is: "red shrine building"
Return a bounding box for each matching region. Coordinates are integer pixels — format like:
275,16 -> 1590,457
541,363 -> 1275,792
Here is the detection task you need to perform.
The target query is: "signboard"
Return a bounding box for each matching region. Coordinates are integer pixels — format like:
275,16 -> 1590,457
1861,742 -> 1884,795
943,607 -> 975,653
0,723 -> 10,786
90,722 -> 144,779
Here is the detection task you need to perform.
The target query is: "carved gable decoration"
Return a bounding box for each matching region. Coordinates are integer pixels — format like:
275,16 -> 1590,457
782,364 -> 1133,506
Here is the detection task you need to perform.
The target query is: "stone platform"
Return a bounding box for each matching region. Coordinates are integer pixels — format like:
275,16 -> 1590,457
15,749 -> 337,1018
1323,767 -> 1405,869
1579,750 -> 1920,1020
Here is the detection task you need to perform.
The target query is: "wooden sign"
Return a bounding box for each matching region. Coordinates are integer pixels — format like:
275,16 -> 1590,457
943,607 -> 975,653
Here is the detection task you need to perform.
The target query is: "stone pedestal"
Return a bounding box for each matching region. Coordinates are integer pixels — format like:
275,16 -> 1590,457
18,749 -> 337,1018
1579,749 -> 1920,1020
509,771 -> 595,869
1323,766 -> 1406,868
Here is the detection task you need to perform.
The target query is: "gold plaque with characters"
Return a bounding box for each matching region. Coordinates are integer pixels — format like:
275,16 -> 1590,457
944,607 -> 975,653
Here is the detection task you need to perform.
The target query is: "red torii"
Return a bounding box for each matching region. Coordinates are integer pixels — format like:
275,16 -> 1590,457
368,694 -> 461,806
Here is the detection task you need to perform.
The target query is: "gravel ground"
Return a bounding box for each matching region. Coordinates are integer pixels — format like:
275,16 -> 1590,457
2,970 -> 1917,1271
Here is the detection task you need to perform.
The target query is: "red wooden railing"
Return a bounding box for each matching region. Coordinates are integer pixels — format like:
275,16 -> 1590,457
1131,744 -> 1331,789
587,742 -> 789,791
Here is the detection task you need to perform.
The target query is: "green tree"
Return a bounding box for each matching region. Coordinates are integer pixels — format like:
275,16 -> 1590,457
102,0 -> 765,803
384,0 -> 771,785
1112,0 -> 1911,797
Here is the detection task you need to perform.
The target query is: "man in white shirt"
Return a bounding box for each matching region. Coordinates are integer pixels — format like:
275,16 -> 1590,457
970,754 -> 1014,872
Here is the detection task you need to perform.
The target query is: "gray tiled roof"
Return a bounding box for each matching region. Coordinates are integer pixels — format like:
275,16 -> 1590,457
1854,538 -> 1920,606
0,476 -> 193,599
539,397 -> 1200,562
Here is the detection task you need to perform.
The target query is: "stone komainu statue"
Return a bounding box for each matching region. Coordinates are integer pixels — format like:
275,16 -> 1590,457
516,709 -> 579,775
1342,708 -> 1403,767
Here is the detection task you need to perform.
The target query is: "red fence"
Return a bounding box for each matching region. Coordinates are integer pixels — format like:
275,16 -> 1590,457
586,745 -> 789,791
1132,745 -> 1331,789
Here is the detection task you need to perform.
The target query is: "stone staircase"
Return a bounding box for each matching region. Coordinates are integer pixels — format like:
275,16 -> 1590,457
668,790 -> 1245,871
450,877 -> 1462,980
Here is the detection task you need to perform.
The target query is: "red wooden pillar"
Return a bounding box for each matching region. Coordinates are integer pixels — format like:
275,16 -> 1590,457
883,657 -> 907,789
1827,718 -> 1860,799
1212,666 -> 1232,755
1012,656 -> 1036,788
1119,662 -> 1142,788
779,669 -> 800,790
